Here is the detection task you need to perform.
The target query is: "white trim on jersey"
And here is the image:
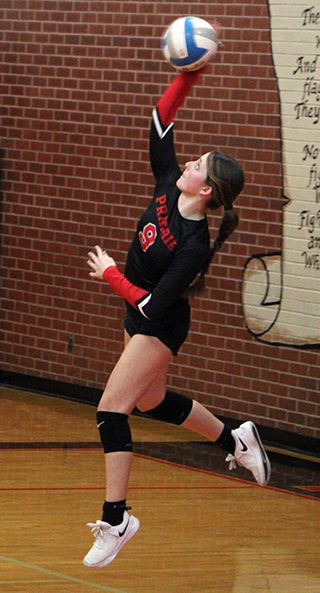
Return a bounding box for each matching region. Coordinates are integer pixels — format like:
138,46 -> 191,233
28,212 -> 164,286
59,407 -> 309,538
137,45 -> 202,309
137,294 -> 152,318
152,108 -> 174,139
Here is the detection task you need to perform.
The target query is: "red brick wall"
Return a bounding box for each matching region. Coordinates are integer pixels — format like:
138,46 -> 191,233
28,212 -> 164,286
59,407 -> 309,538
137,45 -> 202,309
1,1 -> 319,439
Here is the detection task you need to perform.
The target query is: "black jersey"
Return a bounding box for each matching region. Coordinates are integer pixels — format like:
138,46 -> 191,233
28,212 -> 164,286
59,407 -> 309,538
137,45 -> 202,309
124,107 -> 210,321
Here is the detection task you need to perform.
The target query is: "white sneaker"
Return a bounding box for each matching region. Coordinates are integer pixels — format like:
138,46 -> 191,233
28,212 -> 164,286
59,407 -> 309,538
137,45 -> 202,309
83,511 -> 140,568
225,421 -> 271,486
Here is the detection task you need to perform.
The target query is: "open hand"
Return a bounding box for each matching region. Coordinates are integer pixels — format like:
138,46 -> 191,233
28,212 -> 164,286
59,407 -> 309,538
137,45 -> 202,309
87,245 -> 116,280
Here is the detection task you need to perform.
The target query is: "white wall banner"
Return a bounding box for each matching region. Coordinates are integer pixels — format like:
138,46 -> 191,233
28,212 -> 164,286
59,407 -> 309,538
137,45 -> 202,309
242,3 -> 320,346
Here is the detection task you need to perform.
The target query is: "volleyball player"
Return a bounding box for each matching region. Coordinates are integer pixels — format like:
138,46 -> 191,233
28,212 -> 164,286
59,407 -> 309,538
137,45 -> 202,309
83,63 -> 271,569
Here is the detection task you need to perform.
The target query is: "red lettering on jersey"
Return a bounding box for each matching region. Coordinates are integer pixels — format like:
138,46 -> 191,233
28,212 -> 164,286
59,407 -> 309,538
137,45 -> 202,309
156,204 -> 168,216
162,229 -> 177,249
158,216 -> 168,228
156,194 -> 166,205
160,227 -> 170,240
167,238 -> 177,250
139,222 -> 157,252
155,194 -> 177,252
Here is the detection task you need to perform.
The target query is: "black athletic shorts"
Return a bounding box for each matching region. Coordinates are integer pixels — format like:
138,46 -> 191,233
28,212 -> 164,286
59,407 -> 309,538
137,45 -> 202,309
124,298 -> 191,356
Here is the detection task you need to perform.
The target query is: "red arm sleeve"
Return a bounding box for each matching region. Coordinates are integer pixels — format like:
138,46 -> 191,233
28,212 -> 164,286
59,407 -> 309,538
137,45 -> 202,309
102,266 -> 150,310
156,69 -> 204,126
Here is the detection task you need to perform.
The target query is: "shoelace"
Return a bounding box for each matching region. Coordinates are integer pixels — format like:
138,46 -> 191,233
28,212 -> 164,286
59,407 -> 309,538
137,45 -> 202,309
90,524 -> 105,547
225,453 -> 237,470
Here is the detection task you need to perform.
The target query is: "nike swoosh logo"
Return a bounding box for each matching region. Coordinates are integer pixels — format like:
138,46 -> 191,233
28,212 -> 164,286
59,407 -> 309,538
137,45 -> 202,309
119,520 -> 129,537
239,437 -> 248,452
97,421 -> 105,428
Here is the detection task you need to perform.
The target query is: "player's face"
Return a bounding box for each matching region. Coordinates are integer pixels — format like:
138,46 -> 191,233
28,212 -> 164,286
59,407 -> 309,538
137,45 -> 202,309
177,152 -> 210,196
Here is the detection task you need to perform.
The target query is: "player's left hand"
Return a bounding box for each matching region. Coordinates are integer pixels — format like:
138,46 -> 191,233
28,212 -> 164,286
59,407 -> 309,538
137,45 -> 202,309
87,245 -> 116,280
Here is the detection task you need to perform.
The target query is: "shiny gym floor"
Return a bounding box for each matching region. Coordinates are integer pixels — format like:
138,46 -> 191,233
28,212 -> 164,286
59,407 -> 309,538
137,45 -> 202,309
0,386 -> 319,592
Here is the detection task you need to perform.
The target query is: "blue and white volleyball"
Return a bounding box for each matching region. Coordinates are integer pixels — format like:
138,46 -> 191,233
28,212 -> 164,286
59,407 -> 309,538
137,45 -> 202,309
162,17 -> 218,72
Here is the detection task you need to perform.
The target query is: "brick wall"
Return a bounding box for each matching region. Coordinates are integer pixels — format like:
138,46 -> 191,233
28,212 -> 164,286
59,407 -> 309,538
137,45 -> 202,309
1,1 -> 319,439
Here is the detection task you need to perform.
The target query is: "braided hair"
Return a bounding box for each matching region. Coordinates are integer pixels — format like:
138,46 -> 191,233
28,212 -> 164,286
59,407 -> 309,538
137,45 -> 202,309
184,150 -> 244,297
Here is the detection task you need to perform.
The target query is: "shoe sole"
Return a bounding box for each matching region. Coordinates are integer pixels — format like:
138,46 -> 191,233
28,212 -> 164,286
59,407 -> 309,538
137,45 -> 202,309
83,516 -> 140,568
250,422 -> 271,486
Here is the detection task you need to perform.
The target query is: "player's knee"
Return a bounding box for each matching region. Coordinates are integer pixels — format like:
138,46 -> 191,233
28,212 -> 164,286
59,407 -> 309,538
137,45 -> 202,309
96,411 -> 133,453
144,390 -> 193,425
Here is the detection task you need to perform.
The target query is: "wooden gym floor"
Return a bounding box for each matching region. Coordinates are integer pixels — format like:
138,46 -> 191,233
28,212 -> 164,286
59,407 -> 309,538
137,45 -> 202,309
0,386 -> 319,593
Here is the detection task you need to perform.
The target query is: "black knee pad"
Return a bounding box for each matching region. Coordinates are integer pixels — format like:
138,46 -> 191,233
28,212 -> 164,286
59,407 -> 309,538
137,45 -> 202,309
96,411 -> 133,454
146,390 -> 193,425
